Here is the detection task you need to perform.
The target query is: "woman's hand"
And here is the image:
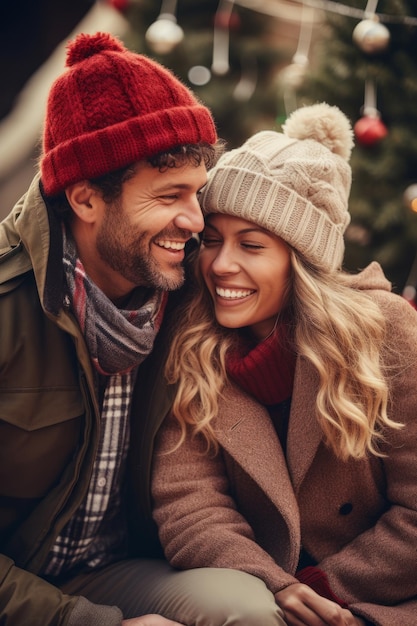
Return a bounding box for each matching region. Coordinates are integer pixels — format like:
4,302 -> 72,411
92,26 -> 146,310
276,583 -> 367,625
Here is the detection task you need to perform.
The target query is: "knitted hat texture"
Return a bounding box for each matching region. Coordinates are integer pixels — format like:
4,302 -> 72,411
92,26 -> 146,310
199,103 -> 354,271
41,32 -> 217,196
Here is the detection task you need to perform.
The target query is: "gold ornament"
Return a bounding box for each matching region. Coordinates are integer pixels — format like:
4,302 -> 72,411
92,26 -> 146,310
404,184 -> 417,213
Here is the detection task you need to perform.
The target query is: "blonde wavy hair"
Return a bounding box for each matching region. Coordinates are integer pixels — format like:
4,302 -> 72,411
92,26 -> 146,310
165,248 -> 402,461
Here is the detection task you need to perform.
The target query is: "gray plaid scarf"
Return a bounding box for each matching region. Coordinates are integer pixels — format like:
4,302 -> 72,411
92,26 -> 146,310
63,229 -> 167,375
42,229 -> 168,577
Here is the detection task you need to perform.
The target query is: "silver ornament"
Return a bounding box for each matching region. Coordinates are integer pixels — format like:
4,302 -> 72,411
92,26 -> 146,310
352,19 -> 390,54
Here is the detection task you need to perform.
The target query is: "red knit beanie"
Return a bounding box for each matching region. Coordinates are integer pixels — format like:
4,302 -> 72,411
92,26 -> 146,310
41,32 -> 217,196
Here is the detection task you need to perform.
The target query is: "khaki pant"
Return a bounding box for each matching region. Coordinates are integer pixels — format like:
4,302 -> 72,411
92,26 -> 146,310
60,558 -> 286,625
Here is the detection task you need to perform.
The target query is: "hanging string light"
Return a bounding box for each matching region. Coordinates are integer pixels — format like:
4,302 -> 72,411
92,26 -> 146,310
278,2 -> 315,116
233,53 -> 258,102
211,0 -> 236,76
145,0 -> 184,55
150,0 -> 416,117
234,0 -> 417,26
188,0 -> 256,101
188,0 -> 236,88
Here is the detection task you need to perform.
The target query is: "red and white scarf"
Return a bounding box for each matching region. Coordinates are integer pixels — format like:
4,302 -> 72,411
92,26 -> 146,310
63,228 -> 167,376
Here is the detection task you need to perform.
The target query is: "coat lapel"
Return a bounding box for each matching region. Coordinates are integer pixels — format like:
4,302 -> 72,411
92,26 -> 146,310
286,357 -> 323,493
214,384 -> 300,537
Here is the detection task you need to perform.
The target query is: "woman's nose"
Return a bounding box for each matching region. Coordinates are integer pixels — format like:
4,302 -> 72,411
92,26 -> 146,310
211,246 -> 240,274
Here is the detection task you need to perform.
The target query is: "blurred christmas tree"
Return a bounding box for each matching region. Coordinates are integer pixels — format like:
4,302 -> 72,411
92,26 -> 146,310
108,0 -> 417,293
111,0 -> 308,148
294,0 -> 417,294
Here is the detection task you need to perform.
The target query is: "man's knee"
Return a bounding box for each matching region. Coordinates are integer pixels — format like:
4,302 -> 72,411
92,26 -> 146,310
172,567 -> 285,626
62,559 -> 286,625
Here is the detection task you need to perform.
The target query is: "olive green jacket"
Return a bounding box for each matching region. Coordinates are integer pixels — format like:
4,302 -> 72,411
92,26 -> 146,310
0,175 -> 175,625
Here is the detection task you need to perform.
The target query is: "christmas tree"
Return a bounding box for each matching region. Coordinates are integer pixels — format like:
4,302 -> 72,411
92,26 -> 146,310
112,0 -> 417,294
295,0 -> 417,294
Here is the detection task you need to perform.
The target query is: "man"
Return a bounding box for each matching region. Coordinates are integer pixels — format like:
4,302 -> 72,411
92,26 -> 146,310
0,31 -> 267,626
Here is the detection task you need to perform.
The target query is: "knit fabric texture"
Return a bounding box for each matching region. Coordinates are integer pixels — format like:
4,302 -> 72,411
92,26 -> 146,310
296,566 -> 348,608
199,103 -> 354,272
226,323 -> 296,406
41,32 -> 217,196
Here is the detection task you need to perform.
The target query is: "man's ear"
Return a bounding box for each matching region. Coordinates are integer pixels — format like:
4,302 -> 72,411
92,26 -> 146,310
65,181 -> 100,224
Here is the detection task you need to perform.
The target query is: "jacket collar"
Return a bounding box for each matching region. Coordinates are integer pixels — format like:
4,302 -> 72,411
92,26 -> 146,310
215,361 -> 324,496
286,357 -> 323,492
214,384 -> 299,516
0,173 -> 65,316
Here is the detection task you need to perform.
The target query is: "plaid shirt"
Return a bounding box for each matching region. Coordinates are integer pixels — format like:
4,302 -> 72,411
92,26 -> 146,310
43,371 -> 134,577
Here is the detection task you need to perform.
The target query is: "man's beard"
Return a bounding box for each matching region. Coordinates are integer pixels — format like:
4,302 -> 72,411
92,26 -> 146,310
96,210 -> 186,291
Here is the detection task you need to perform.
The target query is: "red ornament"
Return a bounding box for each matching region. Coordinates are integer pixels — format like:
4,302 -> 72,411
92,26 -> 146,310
354,115 -> 388,146
108,0 -> 129,13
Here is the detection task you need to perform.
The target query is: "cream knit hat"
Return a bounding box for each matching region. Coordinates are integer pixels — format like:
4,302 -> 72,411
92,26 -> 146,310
199,102 -> 354,271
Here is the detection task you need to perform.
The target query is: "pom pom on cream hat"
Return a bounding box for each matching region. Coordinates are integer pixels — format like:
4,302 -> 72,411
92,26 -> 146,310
199,102 -> 354,271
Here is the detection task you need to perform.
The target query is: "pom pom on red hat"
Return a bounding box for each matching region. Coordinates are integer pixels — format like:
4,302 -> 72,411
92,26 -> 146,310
41,32 -> 217,196
65,32 -> 124,65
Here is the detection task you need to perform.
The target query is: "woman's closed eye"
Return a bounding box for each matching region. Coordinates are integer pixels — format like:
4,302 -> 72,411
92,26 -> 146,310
201,236 -> 222,246
241,241 -> 265,250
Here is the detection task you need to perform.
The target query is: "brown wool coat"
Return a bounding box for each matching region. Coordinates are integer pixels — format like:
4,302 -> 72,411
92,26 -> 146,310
152,263 -> 417,626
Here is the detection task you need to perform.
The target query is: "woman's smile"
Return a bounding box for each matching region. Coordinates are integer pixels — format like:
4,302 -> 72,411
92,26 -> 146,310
200,214 -> 291,340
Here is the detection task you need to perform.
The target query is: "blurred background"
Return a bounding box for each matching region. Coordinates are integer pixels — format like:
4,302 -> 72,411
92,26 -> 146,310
1,0 -> 417,298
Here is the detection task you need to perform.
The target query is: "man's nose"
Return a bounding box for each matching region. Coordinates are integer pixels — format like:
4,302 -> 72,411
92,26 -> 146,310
175,196 -> 204,233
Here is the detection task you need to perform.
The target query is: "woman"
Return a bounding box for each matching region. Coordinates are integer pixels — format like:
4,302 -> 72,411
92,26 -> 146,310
151,103 -> 417,626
